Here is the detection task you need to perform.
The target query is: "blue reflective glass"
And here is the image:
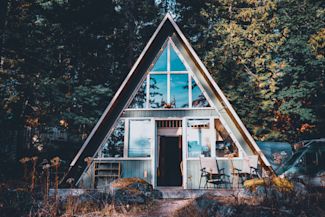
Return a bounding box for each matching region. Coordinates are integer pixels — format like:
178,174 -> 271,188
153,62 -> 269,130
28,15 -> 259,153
170,46 -> 186,71
128,119 -> 151,157
192,78 -> 210,107
151,47 -> 167,71
170,74 -> 189,108
100,119 -> 125,158
187,119 -> 211,157
129,79 -> 147,109
150,74 -> 167,108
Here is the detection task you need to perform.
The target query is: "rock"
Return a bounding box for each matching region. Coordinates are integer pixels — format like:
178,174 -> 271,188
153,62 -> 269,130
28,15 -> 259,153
175,193 -> 236,217
127,181 -> 153,195
114,187 -> 147,205
110,178 -> 154,205
195,193 -> 236,217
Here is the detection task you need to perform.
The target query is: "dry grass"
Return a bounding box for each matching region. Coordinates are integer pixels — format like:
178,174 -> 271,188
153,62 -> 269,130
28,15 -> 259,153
110,178 -> 148,188
173,189 -> 325,217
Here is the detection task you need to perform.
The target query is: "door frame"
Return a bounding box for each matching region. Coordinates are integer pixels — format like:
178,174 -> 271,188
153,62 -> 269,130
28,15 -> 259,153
152,118 -> 184,188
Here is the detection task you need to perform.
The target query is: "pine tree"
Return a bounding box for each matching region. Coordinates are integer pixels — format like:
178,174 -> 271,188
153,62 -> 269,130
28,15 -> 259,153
275,0 -> 325,141
199,0 -> 287,140
0,0 -> 160,153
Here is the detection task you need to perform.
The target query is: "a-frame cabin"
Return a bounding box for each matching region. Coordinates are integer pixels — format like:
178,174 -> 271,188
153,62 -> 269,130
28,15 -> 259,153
61,14 -> 273,189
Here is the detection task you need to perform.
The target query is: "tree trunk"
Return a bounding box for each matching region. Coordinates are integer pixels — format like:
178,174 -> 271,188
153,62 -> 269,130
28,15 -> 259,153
0,0 -> 10,70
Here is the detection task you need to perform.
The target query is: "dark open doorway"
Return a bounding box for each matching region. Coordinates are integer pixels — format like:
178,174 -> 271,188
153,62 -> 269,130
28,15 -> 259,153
157,136 -> 182,186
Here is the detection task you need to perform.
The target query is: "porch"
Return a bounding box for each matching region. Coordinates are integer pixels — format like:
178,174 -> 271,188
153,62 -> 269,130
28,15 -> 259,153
77,116 -> 262,189
78,157 -> 259,190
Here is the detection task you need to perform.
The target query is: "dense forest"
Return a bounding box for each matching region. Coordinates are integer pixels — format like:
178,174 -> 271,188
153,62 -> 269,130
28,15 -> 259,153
0,0 -> 324,162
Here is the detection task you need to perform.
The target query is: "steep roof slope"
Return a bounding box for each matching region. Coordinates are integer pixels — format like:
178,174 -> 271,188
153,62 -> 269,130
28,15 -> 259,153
60,14 -> 273,187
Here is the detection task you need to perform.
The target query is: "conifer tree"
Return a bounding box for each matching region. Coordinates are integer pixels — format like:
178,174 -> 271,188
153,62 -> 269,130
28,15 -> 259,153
199,0 -> 286,140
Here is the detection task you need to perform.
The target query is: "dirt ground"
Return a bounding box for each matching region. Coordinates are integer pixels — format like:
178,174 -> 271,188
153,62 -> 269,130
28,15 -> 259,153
135,199 -> 192,217
75,199 -> 192,217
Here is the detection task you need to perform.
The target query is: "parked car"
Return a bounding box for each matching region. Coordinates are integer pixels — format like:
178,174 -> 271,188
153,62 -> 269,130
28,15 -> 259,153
277,139 -> 325,188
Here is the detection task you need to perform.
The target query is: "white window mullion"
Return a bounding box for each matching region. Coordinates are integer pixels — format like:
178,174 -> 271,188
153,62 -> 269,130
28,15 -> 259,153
167,39 -> 171,103
167,74 -> 170,104
150,118 -> 156,186
167,38 -> 171,71
182,117 -> 188,189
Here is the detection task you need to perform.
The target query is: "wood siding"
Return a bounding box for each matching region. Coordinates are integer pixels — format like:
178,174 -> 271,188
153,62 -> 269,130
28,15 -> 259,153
79,159 -> 152,189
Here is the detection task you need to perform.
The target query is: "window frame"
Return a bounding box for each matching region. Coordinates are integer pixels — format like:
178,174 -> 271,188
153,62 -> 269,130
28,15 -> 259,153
186,118 -> 212,158
96,118 -> 153,160
128,38 -> 213,110
185,117 -> 245,160
128,118 -> 152,158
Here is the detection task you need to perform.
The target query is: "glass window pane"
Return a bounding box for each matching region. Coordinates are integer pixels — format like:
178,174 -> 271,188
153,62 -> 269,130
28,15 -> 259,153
187,119 -> 211,157
129,79 -> 147,109
192,78 -> 210,107
170,74 -> 189,108
100,119 -> 125,158
215,119 -> 238,157
152,46 -> 167,71
128,120 -> 151,157
150,74 -> 167,108
170,46 -> 186,71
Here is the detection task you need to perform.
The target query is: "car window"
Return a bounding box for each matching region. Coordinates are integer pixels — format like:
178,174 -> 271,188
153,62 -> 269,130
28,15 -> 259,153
302,151 -> 318,174
305,152 -> 317,166
319,151 -> 325,170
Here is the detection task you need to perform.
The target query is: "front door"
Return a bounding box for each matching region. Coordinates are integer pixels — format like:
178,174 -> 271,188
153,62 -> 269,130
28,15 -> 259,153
157,136 -> 182,186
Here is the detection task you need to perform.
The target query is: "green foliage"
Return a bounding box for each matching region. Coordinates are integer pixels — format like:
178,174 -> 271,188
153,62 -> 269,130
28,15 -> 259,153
176,0 -> 324,142
0,0 -> 324,149
197,0 -> 286,140
0,0 -> 159,146
275,0 -> 325,141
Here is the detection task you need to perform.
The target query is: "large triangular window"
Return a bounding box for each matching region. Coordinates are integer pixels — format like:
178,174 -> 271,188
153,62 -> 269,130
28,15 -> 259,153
170,45 -> 187,71
192,78 -> 210,108
128,38 -> 211,109
151,45 -> 167,71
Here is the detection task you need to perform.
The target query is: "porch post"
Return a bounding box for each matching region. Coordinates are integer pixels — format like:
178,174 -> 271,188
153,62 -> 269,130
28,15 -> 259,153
182,117 -> 188,189
151,118 -> 156,188
210,118 -> 216,157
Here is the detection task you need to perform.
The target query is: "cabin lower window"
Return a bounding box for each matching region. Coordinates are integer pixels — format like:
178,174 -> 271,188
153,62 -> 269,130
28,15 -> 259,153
187,119 -> 211,157
215,119 -> 238,157
128,119 -> 151,157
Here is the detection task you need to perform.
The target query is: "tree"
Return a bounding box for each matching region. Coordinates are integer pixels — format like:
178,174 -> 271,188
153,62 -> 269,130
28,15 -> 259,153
275,0 -> 325,141
198,0 -> 286,140
0,0 -> 160,158
177,0 -> 324,142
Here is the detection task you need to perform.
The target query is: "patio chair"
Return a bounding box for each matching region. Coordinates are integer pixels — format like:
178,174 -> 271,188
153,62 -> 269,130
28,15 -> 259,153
199,157 -> 230,189
232,155 -> 259,188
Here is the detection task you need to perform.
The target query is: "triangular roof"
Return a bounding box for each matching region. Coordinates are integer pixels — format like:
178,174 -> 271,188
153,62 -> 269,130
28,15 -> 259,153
60,14 -> 273,187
